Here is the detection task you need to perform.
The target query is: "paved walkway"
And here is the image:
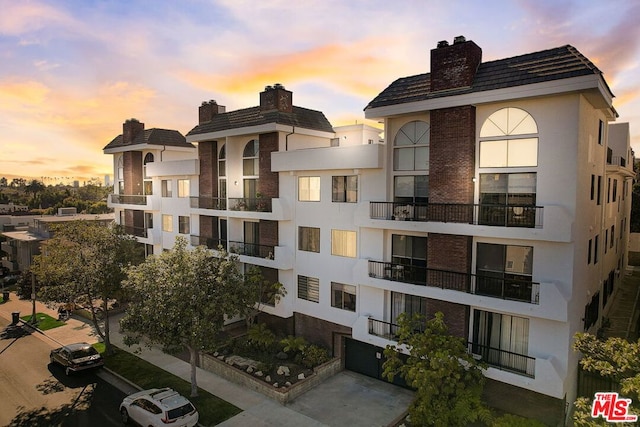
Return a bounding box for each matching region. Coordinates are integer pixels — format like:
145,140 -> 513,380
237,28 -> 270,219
602,267 -> 640,340
0,293 -> 413,426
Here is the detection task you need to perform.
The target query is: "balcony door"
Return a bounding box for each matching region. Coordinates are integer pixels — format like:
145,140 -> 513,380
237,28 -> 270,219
244,221 -> 259,257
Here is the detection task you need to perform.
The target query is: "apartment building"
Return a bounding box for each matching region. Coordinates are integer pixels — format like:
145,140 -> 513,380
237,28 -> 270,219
104,37 -> 633,425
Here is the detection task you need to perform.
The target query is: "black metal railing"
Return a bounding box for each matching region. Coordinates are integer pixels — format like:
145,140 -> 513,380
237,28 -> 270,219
468,342 -> 535,377
123,225 -> 147,238
110,194 -> 147,205
368,260 -> 540,304
228,241 -> 275,259
228,197 -> 272,212
369,202 -> 542,228
368,318 -> 401,340
190,235 -> 227,250
190,197 -> 227,210
611,156 -> 627,167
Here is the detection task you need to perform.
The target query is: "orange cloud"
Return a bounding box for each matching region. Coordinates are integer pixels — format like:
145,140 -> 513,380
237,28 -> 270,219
0,79 -> 50,107
176,36 -> 404,99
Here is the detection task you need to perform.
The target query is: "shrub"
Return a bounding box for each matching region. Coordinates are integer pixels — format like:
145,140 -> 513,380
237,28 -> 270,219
296,344 -> 330,368
492,414 -> 546,427
246,323 -> 276,351
280,335 -> 307,355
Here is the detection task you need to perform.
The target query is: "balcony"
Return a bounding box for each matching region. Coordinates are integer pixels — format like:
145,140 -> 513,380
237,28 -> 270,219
229,241 -> 275,260
110,194 -> 148,205
368,260 -> 540,304
370,202 -> 542,228
368,318 -> 400,341
190,197 -> 227,210
190,235 -> 227,251
123,226 -> 147,238
468,342 -> 535,378
228,197 -> 272,212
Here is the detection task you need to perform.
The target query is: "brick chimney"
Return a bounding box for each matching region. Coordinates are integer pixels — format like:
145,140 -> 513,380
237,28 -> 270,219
199,100 -> 226,124
430,36 -> 482,92
123,118 -> 144,144
259,83 -> 292,113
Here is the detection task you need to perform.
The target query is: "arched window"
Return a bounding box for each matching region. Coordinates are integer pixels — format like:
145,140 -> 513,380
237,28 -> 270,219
393,121 -> 429,204
479,108 -> 538,167
143,152 -> 154,194
243,139 -> 259,199
117,156 -> 124,193
394,121 -> 429,171
218,144 -> 226,202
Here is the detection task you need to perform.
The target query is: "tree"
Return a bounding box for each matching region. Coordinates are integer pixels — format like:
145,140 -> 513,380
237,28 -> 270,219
30,220 -> 142,354
383,312 -> 491,427
120,237 -> 246,397
236,264 -> 286,328
572,333 -> 640,426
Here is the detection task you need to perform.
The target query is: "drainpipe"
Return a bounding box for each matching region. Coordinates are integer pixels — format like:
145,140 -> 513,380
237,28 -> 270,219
285,126 -> 295,151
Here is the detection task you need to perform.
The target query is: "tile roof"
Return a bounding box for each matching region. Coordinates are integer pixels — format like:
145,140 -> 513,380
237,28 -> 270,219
365,45 -> 609,110
103,129 -> 192,150
186,106 -> 334,137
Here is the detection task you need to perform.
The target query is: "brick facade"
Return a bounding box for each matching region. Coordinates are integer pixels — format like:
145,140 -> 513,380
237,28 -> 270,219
259,220 -> 278,247
430,39 -> 482,92
199,215 -> 216,242
198,141 -> 217,198
258,132 -> 279,199
294,312 -> 352,352
122,119 -> 144,145
425,298 -> 469,339
123,151 -> 143,195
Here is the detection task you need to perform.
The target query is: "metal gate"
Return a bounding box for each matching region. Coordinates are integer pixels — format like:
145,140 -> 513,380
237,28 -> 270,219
344,338 -> 408,387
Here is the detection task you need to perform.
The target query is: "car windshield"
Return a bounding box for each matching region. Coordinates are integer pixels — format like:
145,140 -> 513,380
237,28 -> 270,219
70,347 -> 98,359
167,403 -> 195,420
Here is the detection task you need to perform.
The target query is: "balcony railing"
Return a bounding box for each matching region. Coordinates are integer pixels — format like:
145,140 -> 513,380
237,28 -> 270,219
368,318 -> 400,340
190,235 -> 227,250
610,156 -> 627,167
369,202 -> 542,228
110,194 -> 148,205
468,342 -> 535,377
190,196 -> 227,210
228,241 -> 275,259
123,225 -> 147,238
368,260 -> 540,304
228,197 -> 272,212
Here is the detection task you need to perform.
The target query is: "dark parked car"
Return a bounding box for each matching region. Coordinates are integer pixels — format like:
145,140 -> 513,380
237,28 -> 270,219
49,342 -> 104,375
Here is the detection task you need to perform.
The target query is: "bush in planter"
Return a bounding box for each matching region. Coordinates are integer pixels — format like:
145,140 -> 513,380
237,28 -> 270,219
246,323 -> 276,352
295,344 -> 331,368
280,335 -> 307,356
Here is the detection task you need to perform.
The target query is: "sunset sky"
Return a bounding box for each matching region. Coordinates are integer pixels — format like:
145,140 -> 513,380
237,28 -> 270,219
1,0 -> 639,184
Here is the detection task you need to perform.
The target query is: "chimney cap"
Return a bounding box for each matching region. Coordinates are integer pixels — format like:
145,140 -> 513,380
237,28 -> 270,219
125,118 -> 140,123
265,85 -> 273,91
454,35 -> 467,44
273,83 -> 285,89
437,40 -> 449,48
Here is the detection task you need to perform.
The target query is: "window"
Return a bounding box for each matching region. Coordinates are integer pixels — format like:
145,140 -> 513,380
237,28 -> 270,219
143,153 -> 154,194
476,243 -> 534,302
584,292 -> 600,330
243,139 -> 259,176
394,120 -> 429,171
391,292 -> 427,324
394,175 -> 428,203
331,282 -> 356,311
479,108 -> 538,167
162,214 -> 173,232
298,227 -> 320,252
479,173 -> 536,227
298,176 -> 320,201
594,235 -> 599,264
161,180 -> 172,197
298,275 -> 319,303
243,221 -> 259,256
143,153 -> 154,178
611,225 -> 615,249
597,175 -> 602,205
145,212 -> 153,229
605,230 -> 608,254
331,230 -> 356,257
588,239 -> 592,264
332,176 -> 357,202
472,310 -> 530,375
590,175 -> 595,201
392,234 -> 427,284
218,144 -> 226,177
613,179 -> 617,202
177,179 -> 190,198
607,178 -> 611,203
178,216 -> 190,234
598,120 -> 605,145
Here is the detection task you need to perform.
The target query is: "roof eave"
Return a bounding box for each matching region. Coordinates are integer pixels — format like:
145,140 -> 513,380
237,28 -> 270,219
186,123 -> 335,143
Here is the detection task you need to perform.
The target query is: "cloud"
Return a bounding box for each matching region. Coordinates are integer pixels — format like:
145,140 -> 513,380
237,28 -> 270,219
0,0 -> 77,36
0,78 -> 50,107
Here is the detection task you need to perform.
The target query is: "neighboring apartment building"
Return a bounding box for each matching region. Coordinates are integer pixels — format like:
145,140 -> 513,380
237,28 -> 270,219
1,210 -> 114,273
104,37 -> 634,425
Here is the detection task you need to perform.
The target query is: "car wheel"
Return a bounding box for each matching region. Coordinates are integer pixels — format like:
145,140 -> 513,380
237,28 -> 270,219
65,366 -> 71,376
120,407 -> 129,425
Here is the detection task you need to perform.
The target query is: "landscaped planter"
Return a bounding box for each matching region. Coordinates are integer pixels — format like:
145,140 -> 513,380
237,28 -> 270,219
200,352 -> 342,404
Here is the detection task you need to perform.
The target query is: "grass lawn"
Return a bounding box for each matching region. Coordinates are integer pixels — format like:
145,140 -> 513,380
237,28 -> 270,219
20,312 -> 65,330
101,346 -> 242,426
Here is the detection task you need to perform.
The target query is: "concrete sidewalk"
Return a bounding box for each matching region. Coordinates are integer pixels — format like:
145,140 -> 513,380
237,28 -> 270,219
0,292 -> 413,426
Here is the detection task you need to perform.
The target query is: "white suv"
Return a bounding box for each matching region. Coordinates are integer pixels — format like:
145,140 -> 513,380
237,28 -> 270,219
119,388 -> 199,427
